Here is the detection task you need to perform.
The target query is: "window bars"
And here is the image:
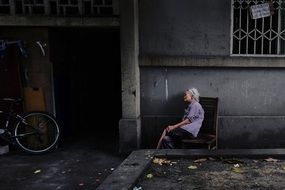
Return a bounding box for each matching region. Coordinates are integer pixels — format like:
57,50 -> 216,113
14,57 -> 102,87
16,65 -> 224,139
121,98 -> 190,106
232,0 -> 285,55
0,0 -> 118,16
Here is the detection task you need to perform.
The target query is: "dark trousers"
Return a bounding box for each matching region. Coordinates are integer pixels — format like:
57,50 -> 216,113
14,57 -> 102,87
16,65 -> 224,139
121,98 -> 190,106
161,128 -> 194,149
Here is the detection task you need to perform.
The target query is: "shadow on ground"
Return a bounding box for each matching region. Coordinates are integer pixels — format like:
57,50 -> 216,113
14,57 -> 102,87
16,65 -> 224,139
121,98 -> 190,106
0,135 -> 126,190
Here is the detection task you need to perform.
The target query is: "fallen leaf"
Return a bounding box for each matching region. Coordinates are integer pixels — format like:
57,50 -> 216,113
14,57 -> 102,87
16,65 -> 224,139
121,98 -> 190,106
234,164 -> 240,168
188,165 -> 198,170
33,169 -> 41,174
177,177 -> 183,182
231,167 -> 244,173
153,158 -> 171,165
194,158 -> 207,163
208,157 -> 216,161
264,157 -> 278,162
146,173 -> 153,178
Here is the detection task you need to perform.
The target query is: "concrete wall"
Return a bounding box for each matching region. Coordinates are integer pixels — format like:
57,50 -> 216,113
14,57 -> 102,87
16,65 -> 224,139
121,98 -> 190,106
139,0 -> 285,148
141,66 -> 285,148
139,0 -> 231,56
141,67 -> 285,116
119,0 -> 141,153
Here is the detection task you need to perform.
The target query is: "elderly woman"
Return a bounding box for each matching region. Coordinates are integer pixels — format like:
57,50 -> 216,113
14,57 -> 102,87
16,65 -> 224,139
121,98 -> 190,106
157,88 -> 204,149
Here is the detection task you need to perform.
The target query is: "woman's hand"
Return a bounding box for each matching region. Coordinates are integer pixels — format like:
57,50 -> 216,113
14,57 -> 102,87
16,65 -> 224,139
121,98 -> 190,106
166,125 -> 176,132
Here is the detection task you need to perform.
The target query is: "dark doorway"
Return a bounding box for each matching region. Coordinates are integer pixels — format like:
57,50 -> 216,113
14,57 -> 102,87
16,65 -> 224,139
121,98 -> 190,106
0,45 -> 24,113
0,45 -> 24,99
49,28 -> 121,150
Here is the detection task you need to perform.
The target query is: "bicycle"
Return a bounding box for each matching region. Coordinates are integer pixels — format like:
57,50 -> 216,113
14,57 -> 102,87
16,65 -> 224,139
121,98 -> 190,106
0,97 -> 60,154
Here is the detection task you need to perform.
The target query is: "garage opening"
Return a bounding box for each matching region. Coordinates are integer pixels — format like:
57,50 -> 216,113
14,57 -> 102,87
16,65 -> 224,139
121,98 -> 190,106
49,28 -> 121,150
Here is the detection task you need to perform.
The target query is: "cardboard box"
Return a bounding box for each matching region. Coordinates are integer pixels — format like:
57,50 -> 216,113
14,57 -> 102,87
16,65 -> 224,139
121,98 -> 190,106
23,87 -> 46,112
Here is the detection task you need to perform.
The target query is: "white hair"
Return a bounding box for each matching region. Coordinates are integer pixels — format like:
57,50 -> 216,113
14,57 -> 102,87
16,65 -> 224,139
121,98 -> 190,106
187,88 -> 200,102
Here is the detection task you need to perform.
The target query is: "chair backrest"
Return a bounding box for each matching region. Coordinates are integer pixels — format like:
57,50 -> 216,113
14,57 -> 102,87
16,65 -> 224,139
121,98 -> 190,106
198,97 -> 219,135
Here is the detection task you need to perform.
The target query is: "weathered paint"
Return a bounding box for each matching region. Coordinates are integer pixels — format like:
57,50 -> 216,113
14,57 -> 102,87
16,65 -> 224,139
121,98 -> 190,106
141,67 -> 285,148
139,0 -> 231,56
119,0 -> 141,153
219,117 -> 285,148
138,0 -> 285,149
165,68 -> 168,101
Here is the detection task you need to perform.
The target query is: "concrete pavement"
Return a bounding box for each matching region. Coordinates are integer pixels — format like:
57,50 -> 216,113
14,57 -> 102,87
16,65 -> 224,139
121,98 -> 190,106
98,148 -> 285,190
0,137 -> 125,190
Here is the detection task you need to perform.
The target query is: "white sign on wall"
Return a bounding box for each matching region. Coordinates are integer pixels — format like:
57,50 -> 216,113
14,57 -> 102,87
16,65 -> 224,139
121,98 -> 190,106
250,3 -> 273,19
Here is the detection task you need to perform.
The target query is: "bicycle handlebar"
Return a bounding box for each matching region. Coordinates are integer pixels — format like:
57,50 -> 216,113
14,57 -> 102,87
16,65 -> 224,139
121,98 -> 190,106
0,98 -> 23,104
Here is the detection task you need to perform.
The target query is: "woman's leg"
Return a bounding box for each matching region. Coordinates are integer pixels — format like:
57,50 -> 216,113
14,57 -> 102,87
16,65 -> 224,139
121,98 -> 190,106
161,135 -> 175,149
156,129 -> 167,149
162,128 -> 194,149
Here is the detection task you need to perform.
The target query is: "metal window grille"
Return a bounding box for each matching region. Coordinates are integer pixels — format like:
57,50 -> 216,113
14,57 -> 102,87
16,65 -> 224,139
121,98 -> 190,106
83,0 -> 114,16
15,0 -> 46,15
0,0 -> 11,14
232,0 -> 285,55
56,0 -> 82,16
0,0 -> 118,16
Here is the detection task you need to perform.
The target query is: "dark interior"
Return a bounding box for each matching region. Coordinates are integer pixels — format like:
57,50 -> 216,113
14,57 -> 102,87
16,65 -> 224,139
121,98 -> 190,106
49,27 -> 121,150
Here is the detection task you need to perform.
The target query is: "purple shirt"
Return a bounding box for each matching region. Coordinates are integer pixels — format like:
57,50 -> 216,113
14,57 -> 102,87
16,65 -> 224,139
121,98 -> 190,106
181,101 -> 204,137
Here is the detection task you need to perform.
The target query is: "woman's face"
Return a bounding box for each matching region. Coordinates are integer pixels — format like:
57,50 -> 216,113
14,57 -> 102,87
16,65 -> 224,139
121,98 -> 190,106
184,91 -> 193,103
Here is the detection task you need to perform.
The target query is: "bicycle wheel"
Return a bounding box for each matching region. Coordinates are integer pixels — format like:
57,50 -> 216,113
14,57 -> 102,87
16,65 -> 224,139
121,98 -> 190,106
14,112 -> 60,154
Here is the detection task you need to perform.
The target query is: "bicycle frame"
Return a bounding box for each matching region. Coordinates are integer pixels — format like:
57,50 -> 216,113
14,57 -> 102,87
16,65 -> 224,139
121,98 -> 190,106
0,110 -> 41,140
0,98 -> 60,154
0,109 -> 15,130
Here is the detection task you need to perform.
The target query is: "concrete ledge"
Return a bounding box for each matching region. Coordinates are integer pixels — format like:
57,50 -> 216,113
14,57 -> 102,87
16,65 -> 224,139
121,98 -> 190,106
140,55 -> 285,68
97,149 -> 285,190
97,150 -> 156,190
155,149 -> 285,159
0,145 -> 9,155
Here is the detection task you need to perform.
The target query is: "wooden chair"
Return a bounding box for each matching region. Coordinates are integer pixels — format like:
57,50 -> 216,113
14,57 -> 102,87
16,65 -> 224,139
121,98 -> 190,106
181,97 -> 219,150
